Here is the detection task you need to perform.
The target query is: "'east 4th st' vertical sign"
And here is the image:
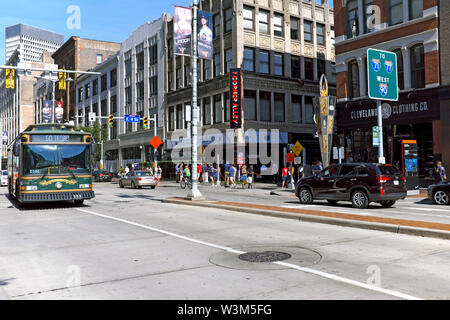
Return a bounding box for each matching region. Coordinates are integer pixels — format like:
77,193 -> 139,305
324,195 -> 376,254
367,48 -> 399,102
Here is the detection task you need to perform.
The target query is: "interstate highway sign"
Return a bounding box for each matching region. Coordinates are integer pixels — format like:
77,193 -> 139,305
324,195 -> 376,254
367,48 -> 398,101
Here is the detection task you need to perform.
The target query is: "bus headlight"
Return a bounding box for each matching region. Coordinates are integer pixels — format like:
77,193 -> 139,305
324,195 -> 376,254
55,182 -> 63,189
79,184 -> 90,189
25,186 -> 38,191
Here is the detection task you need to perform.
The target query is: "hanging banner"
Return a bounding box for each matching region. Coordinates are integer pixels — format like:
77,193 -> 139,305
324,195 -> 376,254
198,11 -> 213,60
43,100 -> 52,123
229,68 -> 243,129
174,6 -> 192,56
55,101 -> 64,123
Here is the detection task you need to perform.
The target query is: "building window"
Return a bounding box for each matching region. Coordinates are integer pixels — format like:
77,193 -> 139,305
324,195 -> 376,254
125,56 -> 132,77
259,91 -> 271,122
96,54 -> 103,64
101,99 -> 107,117
150,76 -> 158,96
78,87 -> 83,102
304,97 -> 314,124
203,60 -> 211,80
101,74 -> 107,92
304,20 -> 313,43
213,94 -> 222,124
292,95 -> 302,123
85,83 -> 90,99
389,0 -> 403,26
243,6 -> 254,31
176,68 -> 182,88
410,44 -> 425,89
290,17 -> 300,40
224,92 -> 230,122
224,8 -> 233,33
274,93 -> 285,122
168,71 -> 174,91
316,23 -> 325,45
273,13 -> 283,37
149,44 -> 158,65
203,97 -> 211,125
137,81 -> 144,101
110,95 -> 117,114
176,105 -> 183,130
364,0 -> 375,33
110,69 -> 117,88
214,53 -> 221,77
259,50 -> 270,74
168,39 -> 173,59
346,0 -> 359,38
168,107 -> 175,131
214,14 -> 221,39
243,47 -> 255,72
125,86 -> 132,104
225,48 -> 233,73
304,58 -> 314,80
348,60 -> 360,99
317,59 -> 326,78
259,9 -> 270,34
243,90 -> 256,121
136,51 -> 144,71
291,55 -> 301,78
274,53 -> 284,76
393,49 -> 404,90
409,0 -> 423,20
93,79 -> 98,96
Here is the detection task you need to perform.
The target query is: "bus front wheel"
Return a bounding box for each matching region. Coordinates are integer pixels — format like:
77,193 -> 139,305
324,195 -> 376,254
74,200 -> 84,206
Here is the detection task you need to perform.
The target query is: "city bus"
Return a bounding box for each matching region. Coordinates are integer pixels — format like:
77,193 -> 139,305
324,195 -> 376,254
8,124 -> 95,206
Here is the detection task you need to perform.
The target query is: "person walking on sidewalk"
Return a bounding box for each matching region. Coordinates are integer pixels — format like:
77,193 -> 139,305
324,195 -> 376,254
240,165 -> 248,189
247,165 -> 254,189
312,160 -> 323,176
224,162 -> 231,186
209,164 -> 217,186
183,164 -> 190,181
229,164 -> 237,188
281,166 -> 289,189
435,161 -> 447,182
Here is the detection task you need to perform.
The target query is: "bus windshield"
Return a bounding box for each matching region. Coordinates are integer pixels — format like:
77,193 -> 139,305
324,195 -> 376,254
22,144 -> 91,175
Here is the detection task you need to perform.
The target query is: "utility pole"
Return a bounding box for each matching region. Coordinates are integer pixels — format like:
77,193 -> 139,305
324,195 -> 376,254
187,0 -> 203,200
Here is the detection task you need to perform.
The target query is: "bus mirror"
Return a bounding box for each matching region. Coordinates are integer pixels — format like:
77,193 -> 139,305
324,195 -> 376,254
13,143 -> 20,156
91,143 -> 97,154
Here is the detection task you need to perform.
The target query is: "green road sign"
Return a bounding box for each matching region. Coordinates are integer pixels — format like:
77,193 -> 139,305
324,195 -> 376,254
367,48 -> 398,101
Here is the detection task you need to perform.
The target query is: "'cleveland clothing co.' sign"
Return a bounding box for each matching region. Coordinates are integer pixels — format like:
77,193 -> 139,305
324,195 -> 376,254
338,93 -> 440,129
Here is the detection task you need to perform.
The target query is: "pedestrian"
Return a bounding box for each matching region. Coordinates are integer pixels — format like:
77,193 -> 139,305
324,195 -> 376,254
156,165 -> 162,180
281,165 -> 289,189
240,165 -> 248,189
197,164 -> 203,183
312,160 -> 323,176
247,165 -> 254,189
179,163 -> 185,183
209,164 -> 216,186
224,162 -> 231,186
202,163 -> 209,184
435,161 -> 447,182
229,164 -> 236,188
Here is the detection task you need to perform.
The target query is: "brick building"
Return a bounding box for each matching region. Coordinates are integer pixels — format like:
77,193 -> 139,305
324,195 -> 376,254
165,0 -> 335,166
51,37 -> 121,123
439,0 -> 450,169
334,0 -> 440,186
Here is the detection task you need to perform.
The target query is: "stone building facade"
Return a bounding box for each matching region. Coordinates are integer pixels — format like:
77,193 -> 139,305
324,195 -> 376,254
165,0 -> 335,165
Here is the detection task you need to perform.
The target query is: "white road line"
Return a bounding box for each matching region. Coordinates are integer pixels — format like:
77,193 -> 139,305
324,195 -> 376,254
75,207 -> 423,300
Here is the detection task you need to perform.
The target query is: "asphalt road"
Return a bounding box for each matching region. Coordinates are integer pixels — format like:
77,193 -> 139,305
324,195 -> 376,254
0,182 -> 449,300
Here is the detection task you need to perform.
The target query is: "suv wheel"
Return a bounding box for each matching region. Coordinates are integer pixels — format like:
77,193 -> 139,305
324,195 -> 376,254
351,190 -> 369,209
298,187 -> 313,204
433,190 -> 449,205
380,200 -> 396,208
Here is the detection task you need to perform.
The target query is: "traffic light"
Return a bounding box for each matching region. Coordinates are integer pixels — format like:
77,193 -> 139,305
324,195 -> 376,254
108,115 -> 114,128
143,116 -> 148,129
58,72 -> 67,90
5,69 -> 15,89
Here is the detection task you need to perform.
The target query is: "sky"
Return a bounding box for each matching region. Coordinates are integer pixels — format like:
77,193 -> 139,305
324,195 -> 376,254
0,0 -> 334,65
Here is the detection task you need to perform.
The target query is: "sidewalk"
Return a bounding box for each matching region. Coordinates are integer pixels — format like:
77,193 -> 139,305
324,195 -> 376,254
163,195 -> 450,240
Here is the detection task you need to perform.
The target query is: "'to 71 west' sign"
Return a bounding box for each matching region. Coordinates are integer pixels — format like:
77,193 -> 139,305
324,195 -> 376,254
367,48 -> 398,101
229,68 -> 243,129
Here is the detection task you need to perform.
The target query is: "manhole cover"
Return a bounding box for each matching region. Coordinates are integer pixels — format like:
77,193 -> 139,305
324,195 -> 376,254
239,251 -> 291,263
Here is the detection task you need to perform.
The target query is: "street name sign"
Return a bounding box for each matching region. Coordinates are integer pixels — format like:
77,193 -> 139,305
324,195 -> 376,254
124,115 -> 141,123
367,48 -> 399,101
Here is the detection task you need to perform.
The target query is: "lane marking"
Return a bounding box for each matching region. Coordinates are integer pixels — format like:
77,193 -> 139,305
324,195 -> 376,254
75,208 -> 423,300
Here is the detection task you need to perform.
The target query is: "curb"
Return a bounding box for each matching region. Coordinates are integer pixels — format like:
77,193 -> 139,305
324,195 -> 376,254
162,198 -> 450,241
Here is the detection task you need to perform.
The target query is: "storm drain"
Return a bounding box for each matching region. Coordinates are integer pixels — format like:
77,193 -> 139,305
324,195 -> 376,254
239,251 -> 291,263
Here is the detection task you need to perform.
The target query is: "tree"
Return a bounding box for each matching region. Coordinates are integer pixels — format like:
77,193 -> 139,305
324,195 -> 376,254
77,122 -> 107,164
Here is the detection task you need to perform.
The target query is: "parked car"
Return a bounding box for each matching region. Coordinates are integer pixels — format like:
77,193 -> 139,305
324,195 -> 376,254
428,181 -> 450,205
93,170 -> 113,182
1,170 -> 7,186
295,163 -> 407,209
119,171 -> 158,189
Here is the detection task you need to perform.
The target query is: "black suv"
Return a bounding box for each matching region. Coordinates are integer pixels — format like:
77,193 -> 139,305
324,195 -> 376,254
295,163 -> 407,209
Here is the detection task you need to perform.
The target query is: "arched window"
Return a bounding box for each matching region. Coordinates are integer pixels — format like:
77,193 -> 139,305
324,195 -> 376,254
410,44 -> 425,89
348,60 -> 360,99
392,49 -> 404,90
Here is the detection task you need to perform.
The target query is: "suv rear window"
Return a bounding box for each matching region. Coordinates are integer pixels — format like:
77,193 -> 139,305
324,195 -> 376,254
377,165 -> 401,175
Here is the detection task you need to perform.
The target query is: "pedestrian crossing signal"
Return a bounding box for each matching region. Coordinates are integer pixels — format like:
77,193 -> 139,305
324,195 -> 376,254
143,116 -> 148,129
5,69 -> 15,89
108,115 -> 114,128
58,72 -> 67,90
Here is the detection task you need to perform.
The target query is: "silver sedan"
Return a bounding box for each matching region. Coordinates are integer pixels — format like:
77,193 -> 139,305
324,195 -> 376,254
119,171 -> 158,189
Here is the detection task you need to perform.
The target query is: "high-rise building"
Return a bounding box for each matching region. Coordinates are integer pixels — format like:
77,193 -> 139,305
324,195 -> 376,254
5,24 -> 64,63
